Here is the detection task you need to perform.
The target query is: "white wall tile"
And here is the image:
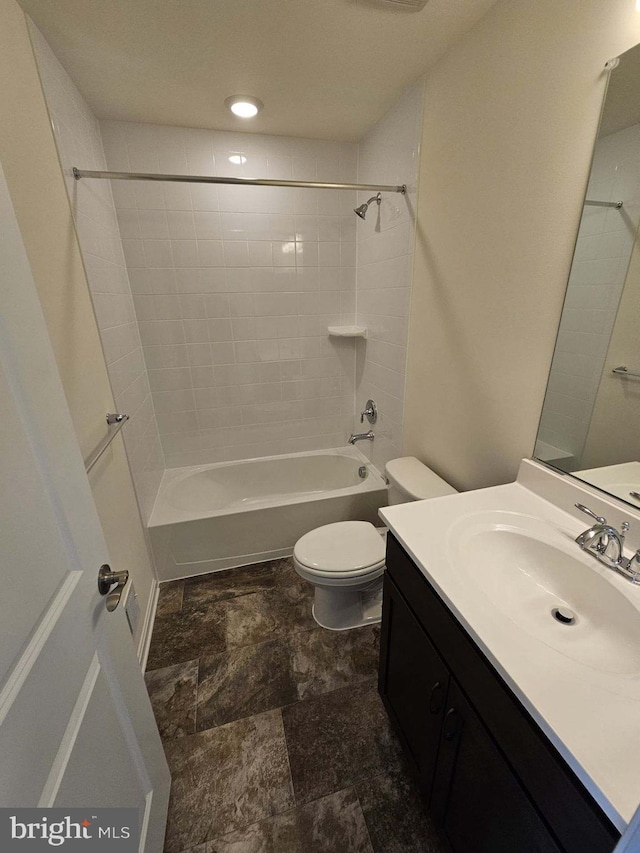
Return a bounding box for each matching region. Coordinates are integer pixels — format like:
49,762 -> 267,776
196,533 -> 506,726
194,211 -> 222,239
198,240 -> 225,266
94,78 -> 422,471
101,120 -> 359,464
171,240 -> 199,267
167,210 -> 197,240
144,239 -> 173,267
355,79 -> 425,472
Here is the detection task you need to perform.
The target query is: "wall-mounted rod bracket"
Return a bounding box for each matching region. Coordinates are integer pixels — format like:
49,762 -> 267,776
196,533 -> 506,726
584,199 -> 623,209
612,366 -> 640,379
84,413 -> 130,473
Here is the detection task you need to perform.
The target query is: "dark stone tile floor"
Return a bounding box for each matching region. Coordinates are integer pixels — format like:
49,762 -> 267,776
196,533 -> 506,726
145,558 -> 448,853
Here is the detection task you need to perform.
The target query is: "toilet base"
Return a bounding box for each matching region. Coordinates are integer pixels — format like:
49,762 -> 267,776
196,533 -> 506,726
311,576 -> 383,631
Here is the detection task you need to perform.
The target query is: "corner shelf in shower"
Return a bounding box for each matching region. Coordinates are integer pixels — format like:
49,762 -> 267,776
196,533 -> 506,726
327,325 -> 368,339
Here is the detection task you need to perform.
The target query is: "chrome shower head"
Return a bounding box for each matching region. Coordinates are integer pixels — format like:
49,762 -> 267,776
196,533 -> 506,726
354,193 -> 382,220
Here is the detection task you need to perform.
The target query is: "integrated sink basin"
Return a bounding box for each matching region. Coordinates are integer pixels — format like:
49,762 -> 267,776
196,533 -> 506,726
380,461 -> 640,829
450,512 -> 640,675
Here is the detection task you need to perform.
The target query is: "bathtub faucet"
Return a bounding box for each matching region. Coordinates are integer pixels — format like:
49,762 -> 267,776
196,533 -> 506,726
348,430 -> 375,445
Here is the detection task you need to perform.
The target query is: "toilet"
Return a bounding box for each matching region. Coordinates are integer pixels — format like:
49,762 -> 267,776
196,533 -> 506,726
293,457 -> 457,630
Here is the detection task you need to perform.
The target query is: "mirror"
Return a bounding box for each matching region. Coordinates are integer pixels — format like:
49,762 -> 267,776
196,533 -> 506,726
535,43 -> 640,510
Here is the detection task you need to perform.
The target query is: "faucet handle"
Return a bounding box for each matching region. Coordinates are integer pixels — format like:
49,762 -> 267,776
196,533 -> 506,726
360,399 -> 377,425
575,503 -> 607,525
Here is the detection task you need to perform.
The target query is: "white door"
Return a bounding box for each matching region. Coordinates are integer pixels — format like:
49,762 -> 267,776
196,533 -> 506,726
0,163 -> 170,850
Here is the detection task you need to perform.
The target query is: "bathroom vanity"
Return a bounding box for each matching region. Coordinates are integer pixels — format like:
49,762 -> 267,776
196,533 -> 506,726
378,461 -> 640,853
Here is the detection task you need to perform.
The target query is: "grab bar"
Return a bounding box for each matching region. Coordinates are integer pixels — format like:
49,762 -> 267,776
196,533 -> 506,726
84,413 -> 130,473
612,366 -> 640,379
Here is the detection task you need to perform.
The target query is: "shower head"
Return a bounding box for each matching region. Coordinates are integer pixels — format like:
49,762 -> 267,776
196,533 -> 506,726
354,193 -> 382,220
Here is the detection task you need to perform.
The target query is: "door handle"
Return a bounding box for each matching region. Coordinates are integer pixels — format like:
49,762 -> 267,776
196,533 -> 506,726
429,681 -> 445,714
98,564 -> 129,612
443,707 -> 461,741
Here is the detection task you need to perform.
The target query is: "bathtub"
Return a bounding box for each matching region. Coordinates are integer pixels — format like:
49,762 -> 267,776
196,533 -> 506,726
148,446 -> 388,581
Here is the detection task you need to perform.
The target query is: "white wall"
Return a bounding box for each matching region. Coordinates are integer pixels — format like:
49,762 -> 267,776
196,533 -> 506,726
404,0 -> 640,492
30,24 -> 164,522
0,0 -> 156,659
355,80 -> 425,471
101,121 -> 358,467
538,123 -> 640,464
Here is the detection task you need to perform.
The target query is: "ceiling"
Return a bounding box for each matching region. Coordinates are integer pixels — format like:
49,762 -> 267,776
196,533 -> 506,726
19,0 -> 498,142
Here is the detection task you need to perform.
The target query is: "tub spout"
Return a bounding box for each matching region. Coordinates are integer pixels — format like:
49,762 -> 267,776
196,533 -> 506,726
348,430 -> 374,445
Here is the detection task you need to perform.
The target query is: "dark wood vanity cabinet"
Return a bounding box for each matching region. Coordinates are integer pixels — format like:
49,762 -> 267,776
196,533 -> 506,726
379,534 -> 620,853
431,679 -> 562,853
379,574 -> 449,801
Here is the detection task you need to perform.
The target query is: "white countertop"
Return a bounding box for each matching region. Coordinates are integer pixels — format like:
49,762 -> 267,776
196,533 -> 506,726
379,466 -> 640,832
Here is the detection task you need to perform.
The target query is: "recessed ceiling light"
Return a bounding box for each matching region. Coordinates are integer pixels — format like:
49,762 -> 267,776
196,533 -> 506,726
224,95 -> 263,118
228,154 -> 247,165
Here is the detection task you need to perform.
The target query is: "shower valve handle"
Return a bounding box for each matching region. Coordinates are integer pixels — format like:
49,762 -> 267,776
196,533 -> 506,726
360,399 -> 377,425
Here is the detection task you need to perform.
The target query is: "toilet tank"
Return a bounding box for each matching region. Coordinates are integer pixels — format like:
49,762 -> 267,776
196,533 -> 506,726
385,456 -> 458,505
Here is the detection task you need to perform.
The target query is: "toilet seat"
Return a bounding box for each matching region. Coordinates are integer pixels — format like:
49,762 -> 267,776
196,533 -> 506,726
293,521 -> 386,579
292,457 -> 456,630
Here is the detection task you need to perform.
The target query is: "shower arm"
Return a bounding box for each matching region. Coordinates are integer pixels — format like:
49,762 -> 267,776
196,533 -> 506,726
72,167 -> 406,195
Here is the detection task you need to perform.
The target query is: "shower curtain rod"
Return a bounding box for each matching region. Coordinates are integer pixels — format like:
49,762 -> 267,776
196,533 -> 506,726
584,198 -> 623,208
72,167 -> 406,194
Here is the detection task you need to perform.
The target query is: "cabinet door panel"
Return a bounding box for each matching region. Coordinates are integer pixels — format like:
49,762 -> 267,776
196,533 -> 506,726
379,575 -> 450,800
433,681 -> 562,853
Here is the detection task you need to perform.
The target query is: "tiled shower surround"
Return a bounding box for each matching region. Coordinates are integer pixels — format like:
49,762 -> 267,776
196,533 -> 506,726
355,81 -> 425,472
33,19 -> 425,515
101,121 -> 360,468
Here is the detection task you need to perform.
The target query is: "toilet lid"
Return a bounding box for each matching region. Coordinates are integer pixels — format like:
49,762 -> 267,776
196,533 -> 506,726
294,521 -> 386,573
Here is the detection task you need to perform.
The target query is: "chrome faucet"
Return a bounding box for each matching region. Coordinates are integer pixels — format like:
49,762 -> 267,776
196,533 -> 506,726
348,430 -> 374,445
574,503 -> 640,583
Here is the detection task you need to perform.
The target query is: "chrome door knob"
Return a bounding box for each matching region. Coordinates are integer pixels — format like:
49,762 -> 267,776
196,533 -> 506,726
98,564 -> 129,612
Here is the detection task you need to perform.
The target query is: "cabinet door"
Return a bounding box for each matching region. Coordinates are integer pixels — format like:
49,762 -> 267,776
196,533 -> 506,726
432,680 -> 562,853
378,575 -> 450,801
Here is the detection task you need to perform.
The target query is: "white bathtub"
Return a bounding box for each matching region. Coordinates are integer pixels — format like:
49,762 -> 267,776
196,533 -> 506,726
148,446 -> 388,581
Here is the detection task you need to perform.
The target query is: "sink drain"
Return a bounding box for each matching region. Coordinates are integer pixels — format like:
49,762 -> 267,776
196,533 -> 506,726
551,606 -> 576,625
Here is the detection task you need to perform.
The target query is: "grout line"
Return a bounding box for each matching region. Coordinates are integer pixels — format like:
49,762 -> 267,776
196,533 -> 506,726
175,636 -> 377,737
354,786 -> 377,853
192,655 -> 200,736
280,706 -> 298,809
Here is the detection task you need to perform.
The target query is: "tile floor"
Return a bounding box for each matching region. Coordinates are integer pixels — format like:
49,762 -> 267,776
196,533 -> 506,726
145,558 -> 447,853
